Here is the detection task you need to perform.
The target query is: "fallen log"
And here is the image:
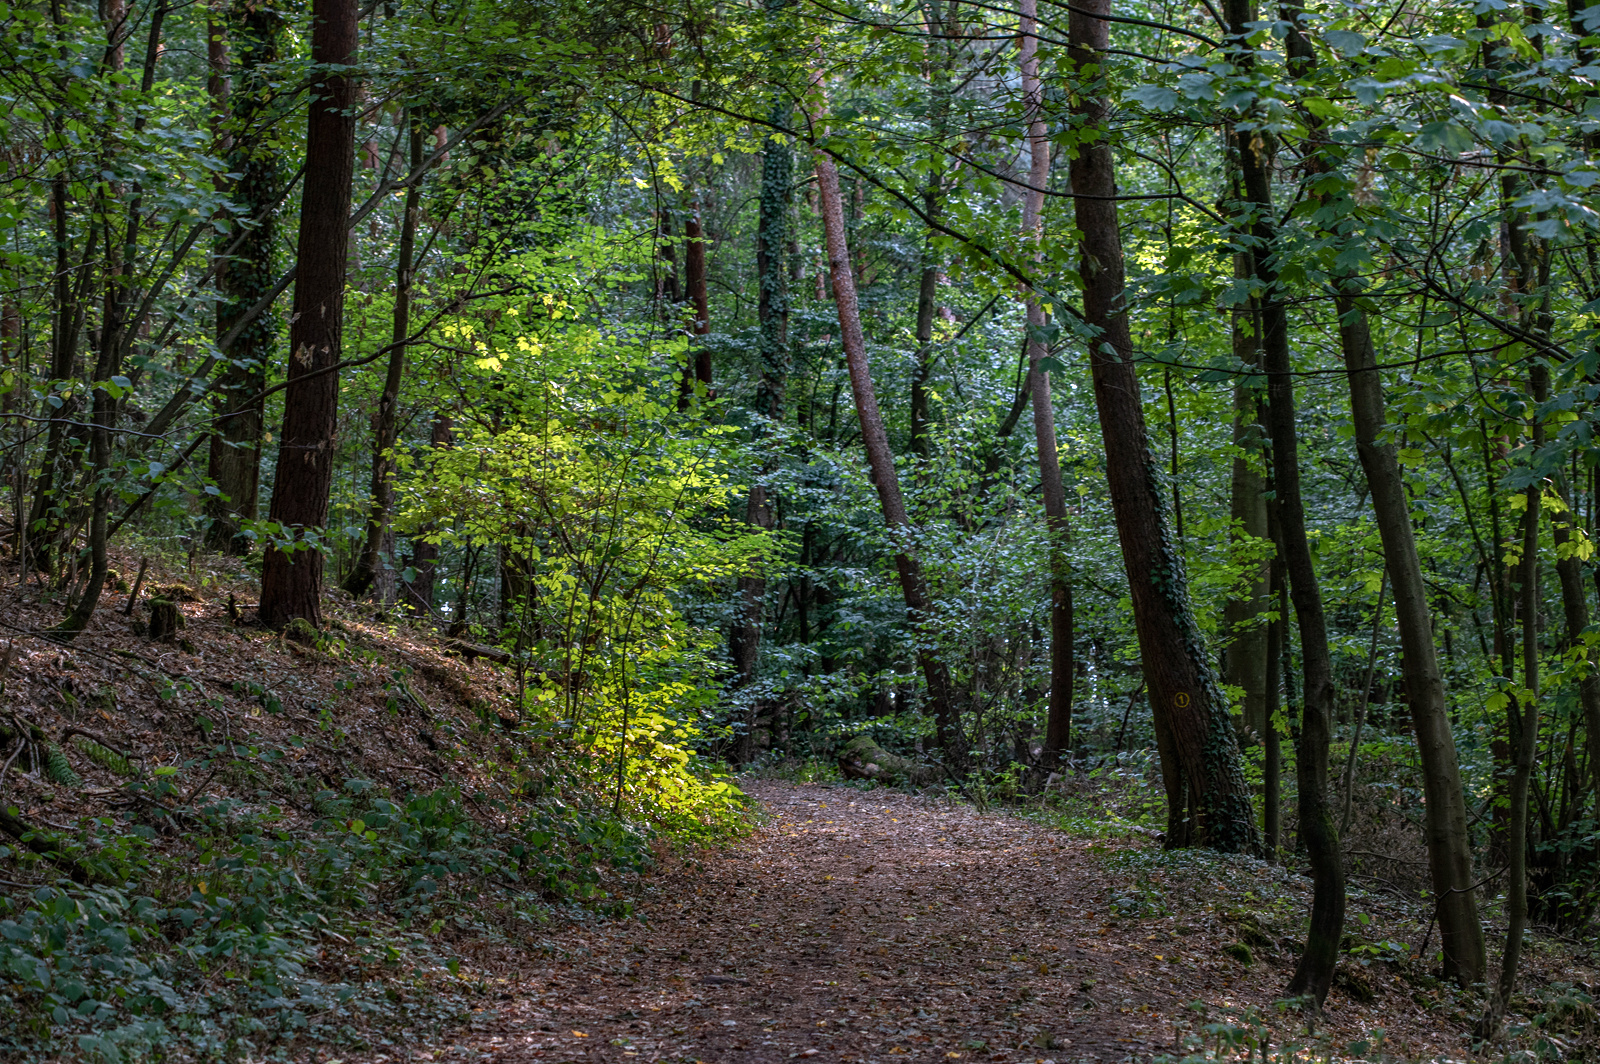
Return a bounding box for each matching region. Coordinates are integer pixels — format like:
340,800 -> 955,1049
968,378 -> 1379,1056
836,735 -> 941,786
442,639 -> 512,665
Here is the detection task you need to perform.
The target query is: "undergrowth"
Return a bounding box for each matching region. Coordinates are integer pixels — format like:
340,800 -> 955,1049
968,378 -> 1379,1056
0,718 -> 746,1063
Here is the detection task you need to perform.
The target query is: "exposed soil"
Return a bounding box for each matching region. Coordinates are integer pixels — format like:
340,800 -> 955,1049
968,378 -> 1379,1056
364,781 -> 1501,1064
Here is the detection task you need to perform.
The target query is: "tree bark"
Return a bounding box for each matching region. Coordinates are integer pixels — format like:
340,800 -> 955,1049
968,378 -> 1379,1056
728,60 -> 793,761
58,3 -> 166,636
258,0 -> 358,629
1066,0 -> 1256,851
204,0 -> 284,554
1223,0 -> 1343,994
346,116 -> 423,596
1223,251 -> 1270,741
1339,297 -> 1485,986
1492,361 -> 1543,1019
813,134 -> 962,753
1019,0 -> 1074,762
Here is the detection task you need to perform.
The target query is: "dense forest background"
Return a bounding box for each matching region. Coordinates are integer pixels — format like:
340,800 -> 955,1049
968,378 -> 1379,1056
2,0 -> 1600,1048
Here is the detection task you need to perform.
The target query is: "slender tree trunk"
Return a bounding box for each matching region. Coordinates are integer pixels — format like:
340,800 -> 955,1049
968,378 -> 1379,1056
1223,251 -> 1270,741
686,201 -> 711,389
728,83 -> 793,759
1019,0 -> 1074,761
402,413 -> 451,615
813,136 -> 962,753
204,0 -> 283,554
1491,362 -> 1544,1021
59,3 -> 166,635
1257,270 -> 1343,1005
1223,2 -> 1342,994
1264,551 -> 1283,855
1552,488 -> 1600,793
1339,292 -> 1486,985
1066,0 -> 1256,851
346,116 -> 423,596
258,0 -> 358,629
909,2 -> 953,461
28,0 -> 87,575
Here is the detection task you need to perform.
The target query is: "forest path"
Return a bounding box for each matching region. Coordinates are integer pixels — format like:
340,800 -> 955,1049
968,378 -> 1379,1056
390,781 -> 1457,1063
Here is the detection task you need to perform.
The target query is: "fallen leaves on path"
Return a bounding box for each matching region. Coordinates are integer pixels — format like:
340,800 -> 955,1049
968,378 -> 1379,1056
351,781 -> 1506,1063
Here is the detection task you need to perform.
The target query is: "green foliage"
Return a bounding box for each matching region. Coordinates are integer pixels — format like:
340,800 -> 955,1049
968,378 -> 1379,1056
70,737 -> 135,779
0,781 -> 657,1061
44,745 -> 82,789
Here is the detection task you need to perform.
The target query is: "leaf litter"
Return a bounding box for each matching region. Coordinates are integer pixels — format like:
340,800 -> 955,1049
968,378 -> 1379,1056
342,781 -> 1573,1063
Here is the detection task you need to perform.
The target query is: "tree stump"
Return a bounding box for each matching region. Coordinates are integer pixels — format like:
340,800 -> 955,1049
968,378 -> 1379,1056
148,599 -> 183,642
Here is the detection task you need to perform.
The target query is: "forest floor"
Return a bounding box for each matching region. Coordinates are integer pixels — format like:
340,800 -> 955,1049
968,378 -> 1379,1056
349,780 -> 1524,1064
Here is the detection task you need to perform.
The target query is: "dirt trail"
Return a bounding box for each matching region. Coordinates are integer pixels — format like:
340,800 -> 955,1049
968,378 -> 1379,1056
387,781 -> 1470,1063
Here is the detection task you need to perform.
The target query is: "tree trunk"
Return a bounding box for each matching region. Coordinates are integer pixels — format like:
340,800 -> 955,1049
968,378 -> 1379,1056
1338,293 -> 1486,986
1492,363 -> 1543,1020
403,413 -> 451,615
258,0 -> 358,629
1552,489 -> 1600,793
1255,264 -> 1343,1006
1067,0 -> 1256,851
1223,1 -> 1343,994
728,71 -> 793,762
346,116 -> 423,596
204,0 -> 283,554
58,3 -> 166,637
813,134 -> 962,754
1020,0 -> 1074,762
27,0 -> 89,576
686,201 -> 711,389
1223,252 -> 1270,741
1264,554 -> 1283,855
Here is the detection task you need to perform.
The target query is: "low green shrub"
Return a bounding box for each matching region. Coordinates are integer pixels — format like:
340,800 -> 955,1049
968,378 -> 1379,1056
0,778 -> 656,1062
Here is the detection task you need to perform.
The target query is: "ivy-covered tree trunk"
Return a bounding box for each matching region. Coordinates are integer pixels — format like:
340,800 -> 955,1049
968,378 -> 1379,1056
1068,0 -> 1256,851
346,116 -> 423,597
729,58 -> 793,762
204,0 -> 283,555
258,0 -> 358,629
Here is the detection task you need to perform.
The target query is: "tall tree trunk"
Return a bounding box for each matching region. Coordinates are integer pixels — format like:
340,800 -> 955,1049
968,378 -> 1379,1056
59,2 -> 166,635
1263,548 -> 1283,854
728,71 -> 793,762
27,0 -> 89,575
204,0 -> 283,554
1019,0 -> 1074,762
813,134 -> 962,753
258,0 -> 358,629
1215,12 -> 1341,1005
1255,268 -> 1343,1007
1067,0 -> 1256,851
909,1 -> 953,462
1490,361 -> 1544,1023
1552,487 -> 1600,793
1280,0 -> 1480,982
1338,290 -> 1486,986
1224,0 -> 1343,1001
1223,251 -> 1270,741
346,116 -> 423,596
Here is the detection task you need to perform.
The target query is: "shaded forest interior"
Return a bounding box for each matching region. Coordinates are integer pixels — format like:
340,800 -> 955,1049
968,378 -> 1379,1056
0,0 -> 1599,1058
